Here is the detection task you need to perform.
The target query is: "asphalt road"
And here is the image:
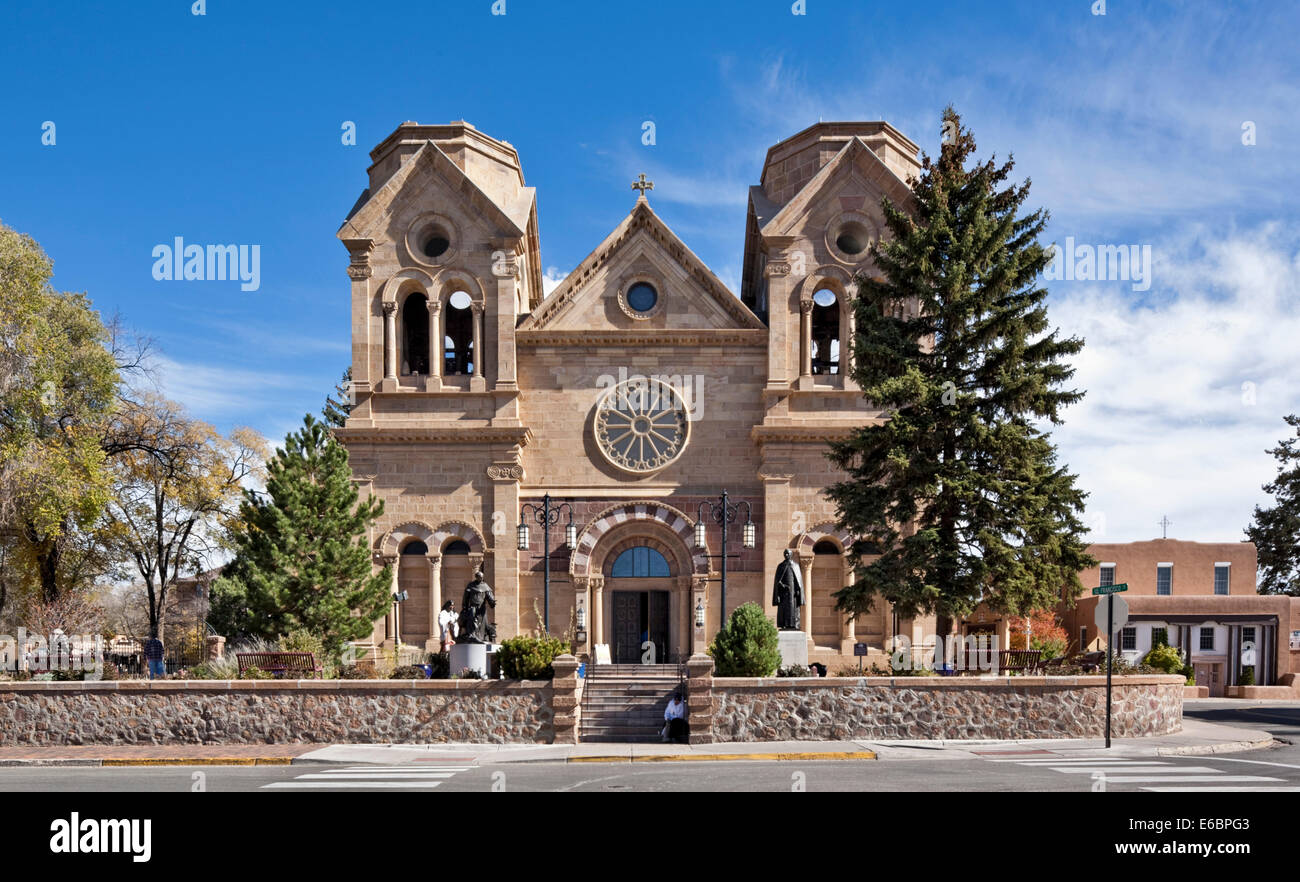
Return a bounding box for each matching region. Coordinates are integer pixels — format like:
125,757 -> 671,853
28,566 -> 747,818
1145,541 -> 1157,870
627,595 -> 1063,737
2,701 -> 1295,794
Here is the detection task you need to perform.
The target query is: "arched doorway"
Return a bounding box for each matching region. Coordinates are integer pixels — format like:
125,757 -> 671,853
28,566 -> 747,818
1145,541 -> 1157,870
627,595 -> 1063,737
811,539 -> 843,648
440,539 -> 473,624
397,539 -> 430,644
607,546 -> 673,664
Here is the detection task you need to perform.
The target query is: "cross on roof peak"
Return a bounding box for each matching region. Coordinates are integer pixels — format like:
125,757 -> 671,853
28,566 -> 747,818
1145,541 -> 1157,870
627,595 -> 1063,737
632,173 -> 654,198
1159,515 -> 1173,539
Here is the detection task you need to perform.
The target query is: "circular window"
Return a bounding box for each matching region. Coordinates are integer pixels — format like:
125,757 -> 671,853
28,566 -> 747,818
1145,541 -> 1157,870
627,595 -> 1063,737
423,234 -> 450,259
626,282 -> 658,313
835,222 -> 870,257
594,378 -> 690,473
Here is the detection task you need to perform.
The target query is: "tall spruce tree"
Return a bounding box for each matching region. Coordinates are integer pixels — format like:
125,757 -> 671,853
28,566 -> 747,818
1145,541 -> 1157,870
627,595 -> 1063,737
1245,414 -> 1300,596
213,413 -> 391,658
826,108 -> 1094,622
322,368 -> 352,428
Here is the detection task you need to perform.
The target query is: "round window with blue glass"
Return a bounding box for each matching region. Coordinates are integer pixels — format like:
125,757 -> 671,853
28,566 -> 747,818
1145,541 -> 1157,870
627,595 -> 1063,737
626,282 -> 658,313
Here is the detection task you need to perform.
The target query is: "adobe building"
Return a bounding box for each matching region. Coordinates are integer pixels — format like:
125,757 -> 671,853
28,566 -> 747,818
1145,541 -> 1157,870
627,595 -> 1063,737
1061,539 -> 1300,696
333,119 -> 934,670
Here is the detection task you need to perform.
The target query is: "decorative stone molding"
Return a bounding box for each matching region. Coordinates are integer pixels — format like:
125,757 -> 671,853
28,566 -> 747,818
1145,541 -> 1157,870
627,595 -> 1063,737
343,238 -> 374,280
333,426 -> 534,446
486,464 -> 524,481
765,260 -> 792,277
799,298 -> 815,314
570,501 -> 707,578
382,302 -> 398,317
516,329 -> 767,348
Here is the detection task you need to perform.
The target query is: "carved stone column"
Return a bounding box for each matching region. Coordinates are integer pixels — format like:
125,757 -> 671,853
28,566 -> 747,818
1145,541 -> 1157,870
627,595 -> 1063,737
691,577 -> 709,655
383,554 -> 399,642
840,555 -> 856,653
801,553 -> 814,643
427,298 -> 442,388
470,302 -> 485,390
799,297 -> 814,379
590,574 -> 606,649
382,302 -> 398,381
427,553 -> 442,649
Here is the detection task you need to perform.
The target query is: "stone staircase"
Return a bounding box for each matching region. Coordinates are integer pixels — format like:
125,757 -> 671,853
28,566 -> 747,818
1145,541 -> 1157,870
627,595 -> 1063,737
579,664 -> 685,743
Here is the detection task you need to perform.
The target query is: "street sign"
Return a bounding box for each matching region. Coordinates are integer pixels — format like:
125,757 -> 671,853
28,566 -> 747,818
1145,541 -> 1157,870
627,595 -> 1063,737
1091,582 -> 1129,596
1094,595 -> 1129,632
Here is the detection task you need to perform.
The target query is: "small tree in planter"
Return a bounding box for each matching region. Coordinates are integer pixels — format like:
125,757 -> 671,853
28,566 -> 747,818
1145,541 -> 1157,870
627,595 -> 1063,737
709,602 -> 780,677
497,634 -> 567,679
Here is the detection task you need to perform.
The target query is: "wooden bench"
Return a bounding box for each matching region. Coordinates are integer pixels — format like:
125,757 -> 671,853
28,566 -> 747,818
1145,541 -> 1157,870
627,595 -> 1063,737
236,651 -> 321,679
997,649 -> 1043,674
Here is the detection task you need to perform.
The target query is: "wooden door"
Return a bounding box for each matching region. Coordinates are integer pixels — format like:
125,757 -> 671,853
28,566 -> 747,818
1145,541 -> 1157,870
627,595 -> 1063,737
612,592 -> 641,664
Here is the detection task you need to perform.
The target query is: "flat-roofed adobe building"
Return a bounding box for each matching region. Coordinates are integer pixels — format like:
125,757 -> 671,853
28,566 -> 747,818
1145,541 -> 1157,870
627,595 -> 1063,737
1060,539 -> 1300,696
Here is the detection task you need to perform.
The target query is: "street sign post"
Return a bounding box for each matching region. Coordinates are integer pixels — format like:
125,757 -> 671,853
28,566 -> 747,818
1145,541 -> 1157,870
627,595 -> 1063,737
1091,585 -> 1128,747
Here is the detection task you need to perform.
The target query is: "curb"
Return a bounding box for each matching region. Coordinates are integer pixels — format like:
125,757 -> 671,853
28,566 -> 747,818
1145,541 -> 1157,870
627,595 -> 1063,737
0,757 -> 296,767
568,750 -> 877,763
1156,737 -> 1276,757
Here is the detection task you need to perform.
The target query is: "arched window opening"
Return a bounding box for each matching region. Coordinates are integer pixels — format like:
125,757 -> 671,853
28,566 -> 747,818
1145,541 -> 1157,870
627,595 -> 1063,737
611,546 -> 671,578
811,288 -> 840,375
400,539 -> 429,556
443,539 -> 470,555
401,293 -> 430,375
813,539 -> 841,555
444,290 -> 474,376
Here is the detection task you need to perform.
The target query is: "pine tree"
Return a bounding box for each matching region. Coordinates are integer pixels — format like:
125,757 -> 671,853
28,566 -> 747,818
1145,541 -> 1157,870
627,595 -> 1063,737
322,367 -> 352,428
826,108 -> 1095,622
213,413 -> 391,659
1246,414 -> 1300,596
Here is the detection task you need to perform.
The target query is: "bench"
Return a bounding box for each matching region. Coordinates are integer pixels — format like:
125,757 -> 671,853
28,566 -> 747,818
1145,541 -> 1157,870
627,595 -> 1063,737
236,651 -> 321,679
996,649 -> 1043,674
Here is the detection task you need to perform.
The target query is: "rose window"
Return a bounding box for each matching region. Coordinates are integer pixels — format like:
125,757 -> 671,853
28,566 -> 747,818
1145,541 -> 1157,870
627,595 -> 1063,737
594,378 -> 690,473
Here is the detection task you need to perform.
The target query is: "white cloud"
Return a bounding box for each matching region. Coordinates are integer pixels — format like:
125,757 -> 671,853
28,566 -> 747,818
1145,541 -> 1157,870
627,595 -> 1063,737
542,267 -> 567,296
1048,223 -> 1300,544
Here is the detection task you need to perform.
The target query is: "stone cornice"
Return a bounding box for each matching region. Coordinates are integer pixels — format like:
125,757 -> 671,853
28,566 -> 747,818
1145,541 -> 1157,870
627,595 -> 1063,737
517,329 -> 768,348
751,423 -> 862,444
334,426 -> 534,446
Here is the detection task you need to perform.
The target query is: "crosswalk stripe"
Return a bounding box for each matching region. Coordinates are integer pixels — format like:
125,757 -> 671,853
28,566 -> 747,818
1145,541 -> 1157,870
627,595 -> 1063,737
1051,766 -> 1218,774
295,773 -> 456,779
988,758 -> 1170,764
264,781 -> 445,789
1099,775 -> 1283,784
1141,786 -> 1300,792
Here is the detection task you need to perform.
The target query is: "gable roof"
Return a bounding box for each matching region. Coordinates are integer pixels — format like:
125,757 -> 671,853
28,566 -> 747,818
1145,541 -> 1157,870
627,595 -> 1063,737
337,140 -> 534,241
520,197 -> 764,332
760,136 -> 915,237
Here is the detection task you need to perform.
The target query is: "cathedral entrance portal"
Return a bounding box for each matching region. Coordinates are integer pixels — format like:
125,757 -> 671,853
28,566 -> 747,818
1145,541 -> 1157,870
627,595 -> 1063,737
610,588 -> 671,664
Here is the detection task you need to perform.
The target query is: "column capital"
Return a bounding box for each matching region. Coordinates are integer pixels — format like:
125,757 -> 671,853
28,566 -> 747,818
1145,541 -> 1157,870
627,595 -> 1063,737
799,298 -> 815,314
427,297 -> 442,314
470,301 -> 485,316
383,301 -> 398,317
425,553 -> 442,567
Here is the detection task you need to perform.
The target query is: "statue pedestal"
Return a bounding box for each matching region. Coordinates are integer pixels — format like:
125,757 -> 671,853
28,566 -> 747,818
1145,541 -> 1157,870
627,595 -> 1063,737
777,630 -> 809,669
450,643 -> 489,678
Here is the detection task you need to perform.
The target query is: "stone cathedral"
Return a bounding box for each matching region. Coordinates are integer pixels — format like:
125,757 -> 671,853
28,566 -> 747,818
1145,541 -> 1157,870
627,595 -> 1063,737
335,119 -> 934,669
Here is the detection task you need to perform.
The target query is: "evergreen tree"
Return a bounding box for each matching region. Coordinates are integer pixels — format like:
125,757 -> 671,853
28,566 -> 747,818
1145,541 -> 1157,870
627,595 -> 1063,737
213,413 -> 391,658
1245,414 -> 1300,596
826,108 -> 1095,622
322,368 -> 352,428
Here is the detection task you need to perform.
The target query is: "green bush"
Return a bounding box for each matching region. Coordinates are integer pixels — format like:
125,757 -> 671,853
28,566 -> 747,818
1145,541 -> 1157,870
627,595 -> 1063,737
496,634 -> 568,679
189,658 -> 239,680
1239,666 -> 1255,686
778,664 -> 812,677
390,665 -> 427,679
237,665 -> 273,680
1142,643 -> 1184,675
426,652 -> 450,679
709,602 -> 780,677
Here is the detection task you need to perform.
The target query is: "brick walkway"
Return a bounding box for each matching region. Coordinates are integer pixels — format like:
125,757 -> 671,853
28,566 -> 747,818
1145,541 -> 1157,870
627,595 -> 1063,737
0,743 -> 315,764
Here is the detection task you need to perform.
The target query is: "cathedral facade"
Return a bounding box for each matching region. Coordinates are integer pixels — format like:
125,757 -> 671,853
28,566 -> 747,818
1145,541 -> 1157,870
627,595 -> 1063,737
334,119 -> 930,669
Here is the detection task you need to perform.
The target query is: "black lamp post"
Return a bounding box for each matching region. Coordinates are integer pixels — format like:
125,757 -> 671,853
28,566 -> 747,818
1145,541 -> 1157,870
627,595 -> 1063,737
695,489 -> 756,624
518,493 -> 577,633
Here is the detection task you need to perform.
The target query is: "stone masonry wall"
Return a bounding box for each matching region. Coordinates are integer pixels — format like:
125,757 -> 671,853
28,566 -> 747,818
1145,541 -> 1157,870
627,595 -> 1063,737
0,680 -> 556,746
708,675 -> 1184,742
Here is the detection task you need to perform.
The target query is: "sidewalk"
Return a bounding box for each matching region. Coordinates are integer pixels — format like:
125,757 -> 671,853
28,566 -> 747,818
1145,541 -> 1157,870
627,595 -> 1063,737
0,718 -> 1273,766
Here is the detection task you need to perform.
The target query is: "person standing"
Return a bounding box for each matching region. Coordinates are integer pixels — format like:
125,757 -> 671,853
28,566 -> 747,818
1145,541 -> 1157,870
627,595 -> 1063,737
143,633 -> 165,680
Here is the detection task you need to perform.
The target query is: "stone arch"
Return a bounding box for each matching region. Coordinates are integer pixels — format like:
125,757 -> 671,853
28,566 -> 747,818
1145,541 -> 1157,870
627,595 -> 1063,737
792,522 -> 857,559
378,520 -> 437,558
431,520 -> 486,555
571,501 -> 706,578
596,527 -> 690,579
379,268 -> 436,307
433,267 -> 486,309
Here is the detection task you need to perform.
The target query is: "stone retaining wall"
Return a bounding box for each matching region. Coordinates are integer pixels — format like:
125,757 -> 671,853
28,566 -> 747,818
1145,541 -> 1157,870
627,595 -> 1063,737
706,675 -> 1185,742
0,680 -> 557,746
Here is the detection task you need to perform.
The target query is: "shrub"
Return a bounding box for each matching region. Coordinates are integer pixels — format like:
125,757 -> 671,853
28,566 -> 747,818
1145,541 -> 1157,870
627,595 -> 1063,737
390,665 -> 427,679
336,663 -> 382,679
778,664 -> 812,677
496,634 -> 568,679
1142,643 -> 1184,675
1239,666 -> 1255,686
709,603 -> 780,677
426,652 -> 450,679
238,665 -> 273,680
189,657 -> 239,680
454,667 -> 483,680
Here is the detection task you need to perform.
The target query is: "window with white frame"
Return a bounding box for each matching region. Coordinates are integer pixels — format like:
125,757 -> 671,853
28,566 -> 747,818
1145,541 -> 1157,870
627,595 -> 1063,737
1242,626 -> 1256,646
1121,627 -> 1137,650
1156,564 -> 1172,595
1291,631 -> 1300,650
1199,628 -> 1215,651
1214,563 -> 1230,595
1099,564 -> 1115,587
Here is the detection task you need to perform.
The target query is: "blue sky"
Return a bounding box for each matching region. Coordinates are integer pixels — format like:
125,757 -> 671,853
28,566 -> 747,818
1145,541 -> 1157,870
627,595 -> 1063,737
2,0 -> 1298,543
